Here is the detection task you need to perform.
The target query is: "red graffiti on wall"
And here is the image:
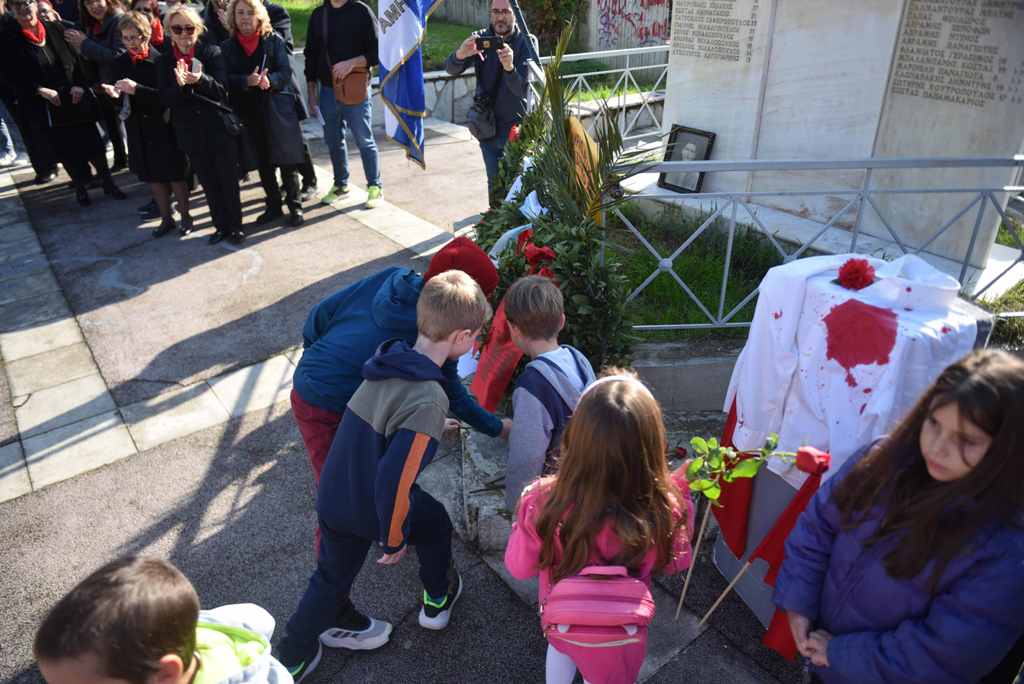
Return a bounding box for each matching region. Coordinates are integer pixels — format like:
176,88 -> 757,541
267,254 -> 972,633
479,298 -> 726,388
597,0 -> 669,48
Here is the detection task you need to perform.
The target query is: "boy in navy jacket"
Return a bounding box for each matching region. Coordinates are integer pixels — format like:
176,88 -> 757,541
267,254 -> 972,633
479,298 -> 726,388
276,271 -> 493,681
503,275 -> 595,511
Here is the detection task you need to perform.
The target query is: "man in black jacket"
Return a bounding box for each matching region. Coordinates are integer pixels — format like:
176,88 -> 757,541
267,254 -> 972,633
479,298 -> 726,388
445,0 -> 535,204
303,0 -> 382,209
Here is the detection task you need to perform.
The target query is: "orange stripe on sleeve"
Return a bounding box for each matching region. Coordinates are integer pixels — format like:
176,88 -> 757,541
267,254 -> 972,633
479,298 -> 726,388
387,432 -> 430,548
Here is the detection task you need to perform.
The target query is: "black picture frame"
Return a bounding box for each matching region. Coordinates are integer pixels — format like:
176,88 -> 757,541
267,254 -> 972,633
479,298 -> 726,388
657,125 -> 716,194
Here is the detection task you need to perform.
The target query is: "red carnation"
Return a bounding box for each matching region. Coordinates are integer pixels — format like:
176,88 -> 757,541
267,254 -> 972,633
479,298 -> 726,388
524,243 -> 556,267
538,266 -> 556,280
508,124 -> 520,142
837,258 -> 876,290
515,228 -> 533,255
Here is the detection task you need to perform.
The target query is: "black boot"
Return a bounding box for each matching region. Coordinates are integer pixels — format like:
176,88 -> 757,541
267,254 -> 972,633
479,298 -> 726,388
255,206 -> 284,225
288,207 -> 304,227
75,184 -> 91,206
152,217 -> 176,238
102,177 -> 126,200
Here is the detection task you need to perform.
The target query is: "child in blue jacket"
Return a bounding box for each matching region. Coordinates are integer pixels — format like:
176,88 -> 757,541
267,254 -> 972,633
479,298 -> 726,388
775,349 -> 1024,684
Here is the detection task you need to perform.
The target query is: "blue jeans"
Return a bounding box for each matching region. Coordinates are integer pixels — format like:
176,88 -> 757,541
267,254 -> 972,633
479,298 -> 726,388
0,103 -> 15,157
479,132 -> 509,202
319,85 -> 380,189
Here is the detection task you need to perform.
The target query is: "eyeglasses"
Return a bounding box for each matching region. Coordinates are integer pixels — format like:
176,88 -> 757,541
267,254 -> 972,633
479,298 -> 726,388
170,24 -> 196,34
490,7 -> 512,14
121,31 -> 143,41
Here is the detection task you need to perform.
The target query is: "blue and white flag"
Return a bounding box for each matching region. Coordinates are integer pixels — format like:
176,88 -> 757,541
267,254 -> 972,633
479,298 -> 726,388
378,0 -> 440,167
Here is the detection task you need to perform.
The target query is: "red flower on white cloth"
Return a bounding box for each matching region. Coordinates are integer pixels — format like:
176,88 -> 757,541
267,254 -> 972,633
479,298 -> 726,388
837,258 -> 876,290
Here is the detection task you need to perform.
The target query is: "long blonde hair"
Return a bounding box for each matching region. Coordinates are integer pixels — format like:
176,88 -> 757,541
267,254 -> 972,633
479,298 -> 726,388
226,0 -> 272,37
534,370 -> 685,581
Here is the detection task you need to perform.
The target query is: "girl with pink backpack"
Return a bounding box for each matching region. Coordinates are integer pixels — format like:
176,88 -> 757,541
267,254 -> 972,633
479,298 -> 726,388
504,371 -> 695,684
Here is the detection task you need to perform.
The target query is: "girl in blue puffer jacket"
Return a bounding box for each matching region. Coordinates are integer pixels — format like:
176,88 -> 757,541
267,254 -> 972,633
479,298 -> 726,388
774,349 -> 1024,684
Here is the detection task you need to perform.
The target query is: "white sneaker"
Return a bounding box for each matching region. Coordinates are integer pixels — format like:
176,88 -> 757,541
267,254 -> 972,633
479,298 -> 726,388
319,617 -> 393,650
418,566 -> 463,630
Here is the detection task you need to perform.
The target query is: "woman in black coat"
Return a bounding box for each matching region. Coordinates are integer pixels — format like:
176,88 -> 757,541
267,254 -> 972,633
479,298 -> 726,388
101,11 -> 188,237
1,0 -> 124,204
64,0 -> 128,169
222,0 -> 303,227
158,4 -> 243,245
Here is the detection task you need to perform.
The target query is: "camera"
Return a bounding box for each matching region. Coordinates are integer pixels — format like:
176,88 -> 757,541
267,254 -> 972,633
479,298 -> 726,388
475,35 -> 504,53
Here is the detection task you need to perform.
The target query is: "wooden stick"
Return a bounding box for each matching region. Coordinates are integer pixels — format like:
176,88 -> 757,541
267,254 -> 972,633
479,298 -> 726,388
675,498 -> 712,620
698,560 -> 753,627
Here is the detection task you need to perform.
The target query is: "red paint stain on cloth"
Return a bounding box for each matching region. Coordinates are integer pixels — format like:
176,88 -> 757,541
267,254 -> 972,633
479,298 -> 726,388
941,325 -> 952,334
824,299 -> 898,388
772,310 -> 783,319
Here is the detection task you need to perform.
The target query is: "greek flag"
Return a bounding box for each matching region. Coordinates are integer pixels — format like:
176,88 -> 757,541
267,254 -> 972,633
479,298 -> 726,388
378,0 -> 440,167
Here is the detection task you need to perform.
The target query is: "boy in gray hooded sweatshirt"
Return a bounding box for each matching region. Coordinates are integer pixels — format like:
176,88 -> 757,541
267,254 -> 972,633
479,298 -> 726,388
504,276 -> 596,511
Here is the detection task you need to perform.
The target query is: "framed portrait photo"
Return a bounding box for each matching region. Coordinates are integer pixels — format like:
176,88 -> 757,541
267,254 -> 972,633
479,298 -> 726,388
657,125 -> 716,194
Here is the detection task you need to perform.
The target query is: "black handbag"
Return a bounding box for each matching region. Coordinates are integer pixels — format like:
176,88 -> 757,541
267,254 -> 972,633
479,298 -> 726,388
466,38 -> 503,141
467,95 -> 496,141
191,91 -> 243,137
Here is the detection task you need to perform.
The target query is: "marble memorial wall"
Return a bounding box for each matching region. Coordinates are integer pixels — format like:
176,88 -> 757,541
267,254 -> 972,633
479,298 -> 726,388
664,0 -> 1024,271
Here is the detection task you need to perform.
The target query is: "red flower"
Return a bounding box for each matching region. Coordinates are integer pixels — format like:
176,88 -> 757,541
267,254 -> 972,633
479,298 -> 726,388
515,228 -> 533,255
524,243 -> 556,267
837,258 -> 876,290
508,124 -> 520,142
538,266 -> 556,280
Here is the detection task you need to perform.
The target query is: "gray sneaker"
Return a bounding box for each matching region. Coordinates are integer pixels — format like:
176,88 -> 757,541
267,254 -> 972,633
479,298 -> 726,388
319,617 -> 393,650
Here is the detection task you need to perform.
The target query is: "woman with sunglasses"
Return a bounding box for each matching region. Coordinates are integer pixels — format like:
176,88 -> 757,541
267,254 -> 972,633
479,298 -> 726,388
101,11 -> 189,237
158,4 -> 244,245
0,0 -> 125,204
222,0 -> 304,228
65,0 -> 129,171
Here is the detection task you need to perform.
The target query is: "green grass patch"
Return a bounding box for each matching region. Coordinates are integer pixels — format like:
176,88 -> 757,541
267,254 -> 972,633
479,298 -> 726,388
280,0 -> 475,72
982,278 -> 1024,349
605,203 -> 785,339
996,217 -> 1022,248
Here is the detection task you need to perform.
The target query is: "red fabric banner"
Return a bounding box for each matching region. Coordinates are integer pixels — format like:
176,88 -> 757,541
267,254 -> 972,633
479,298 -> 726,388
752,446 -> 830,660
470,301 -> 524,412
762,607 -> 799,660
712,398 -> 756,558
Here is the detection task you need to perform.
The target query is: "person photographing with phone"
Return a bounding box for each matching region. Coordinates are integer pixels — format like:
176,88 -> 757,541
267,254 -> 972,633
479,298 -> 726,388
445,0 -> 535,205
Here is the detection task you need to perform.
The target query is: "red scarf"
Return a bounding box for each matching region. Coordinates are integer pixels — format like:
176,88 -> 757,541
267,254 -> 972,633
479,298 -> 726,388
172,43 -> 195,70
150,17 -> 164,46
21,20 -> 46,45
235,30 -> 260,57
129,44 -> 150,63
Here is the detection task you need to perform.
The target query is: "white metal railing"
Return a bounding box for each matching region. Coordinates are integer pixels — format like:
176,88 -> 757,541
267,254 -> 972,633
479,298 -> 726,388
527,45 -> 669,142
605,156 -> 1024,331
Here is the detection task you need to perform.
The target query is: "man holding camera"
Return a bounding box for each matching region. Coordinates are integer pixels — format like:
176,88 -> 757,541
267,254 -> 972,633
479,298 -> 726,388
446,0 -> 535,204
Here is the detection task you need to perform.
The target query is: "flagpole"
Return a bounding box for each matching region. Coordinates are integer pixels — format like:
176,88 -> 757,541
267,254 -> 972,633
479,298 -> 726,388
674,498 -> 712,620
698,560 -> 753,627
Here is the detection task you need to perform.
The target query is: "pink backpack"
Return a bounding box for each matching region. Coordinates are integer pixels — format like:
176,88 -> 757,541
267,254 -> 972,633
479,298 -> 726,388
540,566 -> 655,648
